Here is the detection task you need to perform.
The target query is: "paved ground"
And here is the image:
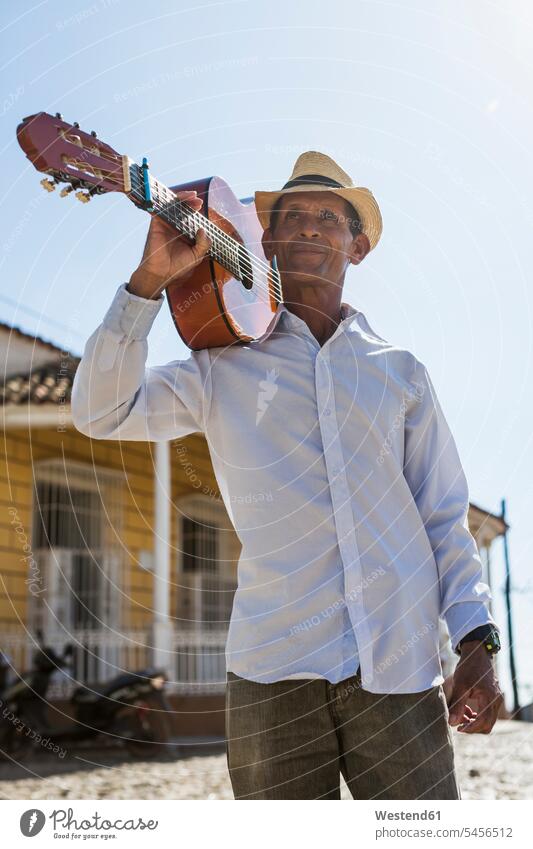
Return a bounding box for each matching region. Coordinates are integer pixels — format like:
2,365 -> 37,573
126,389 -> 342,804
0,720 -> 531,800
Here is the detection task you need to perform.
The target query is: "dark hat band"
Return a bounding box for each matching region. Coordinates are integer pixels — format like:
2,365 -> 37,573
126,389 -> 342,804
281,173 -> 345,190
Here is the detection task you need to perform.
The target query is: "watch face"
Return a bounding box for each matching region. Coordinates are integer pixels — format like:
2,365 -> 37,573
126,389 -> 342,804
486,630 -> 501,653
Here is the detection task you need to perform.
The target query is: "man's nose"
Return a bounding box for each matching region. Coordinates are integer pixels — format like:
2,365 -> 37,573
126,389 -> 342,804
298,213 -> 321,238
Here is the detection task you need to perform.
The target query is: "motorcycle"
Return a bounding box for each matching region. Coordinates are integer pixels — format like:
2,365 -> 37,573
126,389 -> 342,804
0,635 -> 172,759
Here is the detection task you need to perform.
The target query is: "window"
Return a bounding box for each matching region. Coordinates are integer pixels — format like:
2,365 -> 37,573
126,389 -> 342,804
30,460 -> 126,636
175,495 -> 240,632
182,517 -> 218,574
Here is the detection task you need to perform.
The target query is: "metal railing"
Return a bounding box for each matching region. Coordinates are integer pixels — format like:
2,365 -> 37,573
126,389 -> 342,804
1,626 -> 229,696
172,629 -> 228,694
0,628 -> 151,699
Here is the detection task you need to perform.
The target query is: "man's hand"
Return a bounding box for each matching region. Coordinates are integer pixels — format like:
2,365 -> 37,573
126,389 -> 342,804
127,189 -> 212,300
446,640 -> 504,734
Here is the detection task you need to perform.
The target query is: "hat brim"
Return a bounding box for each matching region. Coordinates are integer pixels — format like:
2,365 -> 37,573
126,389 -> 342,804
254,184 -> 383,251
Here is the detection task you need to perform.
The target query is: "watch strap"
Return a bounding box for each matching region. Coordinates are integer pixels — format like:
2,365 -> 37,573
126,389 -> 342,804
456,624 -> 500,655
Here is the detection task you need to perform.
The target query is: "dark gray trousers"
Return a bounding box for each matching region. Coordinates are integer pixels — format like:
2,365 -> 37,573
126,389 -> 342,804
225,667 -> 461,800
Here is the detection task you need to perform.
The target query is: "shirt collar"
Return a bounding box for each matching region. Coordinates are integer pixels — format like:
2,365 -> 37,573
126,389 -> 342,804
255,300 -> 385,345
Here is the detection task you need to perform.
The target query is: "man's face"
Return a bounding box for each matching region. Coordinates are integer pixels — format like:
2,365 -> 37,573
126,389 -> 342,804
261,191 -> 370,289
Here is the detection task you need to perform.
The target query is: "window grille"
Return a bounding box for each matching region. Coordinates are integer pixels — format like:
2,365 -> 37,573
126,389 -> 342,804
29,459 -> 127,650
175,494 -> 240,632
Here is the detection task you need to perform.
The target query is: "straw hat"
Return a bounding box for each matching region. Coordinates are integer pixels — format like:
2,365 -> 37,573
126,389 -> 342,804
254,150 -> 383,251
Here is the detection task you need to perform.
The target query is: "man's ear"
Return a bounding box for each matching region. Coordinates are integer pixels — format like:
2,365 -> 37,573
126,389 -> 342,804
261,227 -> 274,261
347,232 -> 371,266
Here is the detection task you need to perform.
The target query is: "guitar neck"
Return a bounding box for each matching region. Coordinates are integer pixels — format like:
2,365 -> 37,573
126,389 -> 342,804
128,161 -> 281,299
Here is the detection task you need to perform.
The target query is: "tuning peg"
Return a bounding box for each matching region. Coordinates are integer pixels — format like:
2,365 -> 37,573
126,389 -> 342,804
75,190 -> 91,203
59,185 -> 74,197
55,112 -> 63,120
90,130 -> 97,138
40,178 -> 56,192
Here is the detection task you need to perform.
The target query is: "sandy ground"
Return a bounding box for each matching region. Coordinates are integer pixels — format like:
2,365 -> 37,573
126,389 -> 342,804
0,719 -> 531,800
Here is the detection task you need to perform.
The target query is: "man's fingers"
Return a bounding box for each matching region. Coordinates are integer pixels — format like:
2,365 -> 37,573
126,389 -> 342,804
149,200 -> 202,235
456,691 -> 502,733
448,693 -> 469,725
172,189 -> 203,209
149,192 -> 203,234
173,189 -> 200,199
458,709 -> 496,733
179,196 -> 203,210
455,704 -> 478,723
190,227 -> 212,263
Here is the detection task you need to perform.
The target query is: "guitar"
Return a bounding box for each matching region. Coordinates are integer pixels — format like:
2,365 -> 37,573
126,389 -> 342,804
16,111 -> 283,350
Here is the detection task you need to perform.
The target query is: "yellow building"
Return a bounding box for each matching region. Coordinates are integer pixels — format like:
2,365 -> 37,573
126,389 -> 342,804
0,321 -> 508,733
0,321 -> 241,735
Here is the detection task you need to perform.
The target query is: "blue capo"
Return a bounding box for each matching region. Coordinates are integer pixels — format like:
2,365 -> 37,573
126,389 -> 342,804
141,157 -> 154,211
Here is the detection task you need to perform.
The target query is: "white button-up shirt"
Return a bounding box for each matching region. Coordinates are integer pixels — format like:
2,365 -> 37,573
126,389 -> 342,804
72,283 -> 498,694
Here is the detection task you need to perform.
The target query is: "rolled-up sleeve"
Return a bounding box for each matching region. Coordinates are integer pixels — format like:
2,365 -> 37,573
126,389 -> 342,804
71,283 -> 211,442
403,357 -> 499,652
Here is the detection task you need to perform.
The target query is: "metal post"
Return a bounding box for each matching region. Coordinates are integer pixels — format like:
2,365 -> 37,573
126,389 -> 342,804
153,441 -> 174,678
501,498 -> 521,719
485,544 -> 493,615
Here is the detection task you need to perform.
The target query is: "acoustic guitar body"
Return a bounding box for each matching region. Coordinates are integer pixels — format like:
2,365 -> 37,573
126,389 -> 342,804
166,176 -> 279,350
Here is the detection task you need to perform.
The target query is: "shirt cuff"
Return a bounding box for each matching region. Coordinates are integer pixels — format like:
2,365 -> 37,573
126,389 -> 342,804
444,601 -> 499,654
102,283 -> 164,340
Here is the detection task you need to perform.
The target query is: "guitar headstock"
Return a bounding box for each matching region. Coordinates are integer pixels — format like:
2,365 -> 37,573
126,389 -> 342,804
16,111 -> 133,202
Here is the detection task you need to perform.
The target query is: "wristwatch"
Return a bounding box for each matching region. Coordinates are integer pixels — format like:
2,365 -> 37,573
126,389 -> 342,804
455,624 -> 501,657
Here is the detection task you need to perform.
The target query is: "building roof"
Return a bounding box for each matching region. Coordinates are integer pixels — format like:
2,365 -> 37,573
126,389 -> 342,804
468,500 -> 509,538
0,319 -> 79,406
0,319 -> 78,379
0,319 -> 69,355
0,360 -> 79,406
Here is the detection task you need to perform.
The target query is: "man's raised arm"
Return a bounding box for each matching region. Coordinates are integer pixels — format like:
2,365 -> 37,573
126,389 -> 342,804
71,188 -> 213,443
71,283 -> 211,442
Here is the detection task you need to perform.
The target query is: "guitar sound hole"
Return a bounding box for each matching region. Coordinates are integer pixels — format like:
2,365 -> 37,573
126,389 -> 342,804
236,244 -> 254,290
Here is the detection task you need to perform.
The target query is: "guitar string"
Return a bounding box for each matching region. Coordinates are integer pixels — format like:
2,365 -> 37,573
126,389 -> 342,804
129,167 -> 284,303
143,186 -> 281,305
144,179 -> 281,302
165,198 -> 283,305
142,168 -> 265,273
148,198 -> 281,308
157,193 -> 281,307
131,166 -> 261,273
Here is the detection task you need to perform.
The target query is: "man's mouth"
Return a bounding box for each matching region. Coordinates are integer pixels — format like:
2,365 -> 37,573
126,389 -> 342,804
291,245 -> 327,256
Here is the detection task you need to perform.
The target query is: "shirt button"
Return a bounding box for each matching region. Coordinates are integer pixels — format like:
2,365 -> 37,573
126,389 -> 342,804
323,408 -> 331,416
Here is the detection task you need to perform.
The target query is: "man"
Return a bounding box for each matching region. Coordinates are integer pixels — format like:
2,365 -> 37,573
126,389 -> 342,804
72,150 -> 504,800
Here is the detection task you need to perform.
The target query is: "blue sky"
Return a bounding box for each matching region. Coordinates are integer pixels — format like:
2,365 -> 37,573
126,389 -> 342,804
1,0 -> 532,707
